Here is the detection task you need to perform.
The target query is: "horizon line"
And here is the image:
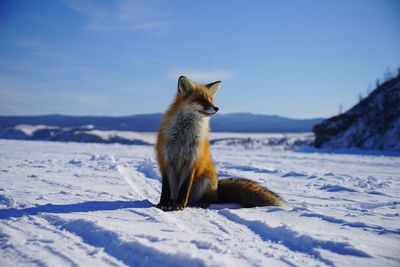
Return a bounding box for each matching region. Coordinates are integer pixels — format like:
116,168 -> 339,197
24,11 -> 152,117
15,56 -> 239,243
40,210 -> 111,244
0,112 -> 327,120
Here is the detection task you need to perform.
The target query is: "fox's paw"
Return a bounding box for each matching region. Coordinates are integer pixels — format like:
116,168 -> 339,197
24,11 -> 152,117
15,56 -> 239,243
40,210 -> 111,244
156,202 -> 170,211
171,201 -> 187,211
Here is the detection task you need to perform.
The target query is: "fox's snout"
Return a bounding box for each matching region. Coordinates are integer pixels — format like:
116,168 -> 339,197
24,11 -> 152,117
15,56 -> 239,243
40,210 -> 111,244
208,105 -> 219,113
202,104 -> 219,116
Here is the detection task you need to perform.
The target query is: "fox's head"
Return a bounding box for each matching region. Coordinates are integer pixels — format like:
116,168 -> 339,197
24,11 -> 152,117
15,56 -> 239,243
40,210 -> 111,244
172,76 -> 221,117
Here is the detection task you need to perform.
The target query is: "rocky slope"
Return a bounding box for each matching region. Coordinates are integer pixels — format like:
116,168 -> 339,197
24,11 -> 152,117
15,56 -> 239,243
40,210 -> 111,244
314,75 -> 400,151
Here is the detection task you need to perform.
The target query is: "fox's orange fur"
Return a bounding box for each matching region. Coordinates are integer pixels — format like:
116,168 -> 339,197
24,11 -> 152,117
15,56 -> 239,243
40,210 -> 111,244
156,76 -> 284,211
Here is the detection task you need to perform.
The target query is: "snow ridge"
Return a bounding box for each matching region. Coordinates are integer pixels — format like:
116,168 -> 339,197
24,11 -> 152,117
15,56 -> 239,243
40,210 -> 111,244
44,215 -> 206,267
0,200 -> 152,220
219,210 -> 370,266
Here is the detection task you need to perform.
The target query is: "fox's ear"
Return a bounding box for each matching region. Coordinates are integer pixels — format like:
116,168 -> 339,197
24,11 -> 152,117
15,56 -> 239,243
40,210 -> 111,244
178,76 -> 195,95
206,81 -> 222,95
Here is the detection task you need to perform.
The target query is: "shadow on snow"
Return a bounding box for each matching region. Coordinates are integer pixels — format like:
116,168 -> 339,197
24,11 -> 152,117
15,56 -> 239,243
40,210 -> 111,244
0,199 -> 154,220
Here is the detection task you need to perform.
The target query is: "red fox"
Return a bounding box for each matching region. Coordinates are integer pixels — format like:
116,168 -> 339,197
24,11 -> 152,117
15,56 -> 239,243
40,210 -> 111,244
156,76 -> 284,210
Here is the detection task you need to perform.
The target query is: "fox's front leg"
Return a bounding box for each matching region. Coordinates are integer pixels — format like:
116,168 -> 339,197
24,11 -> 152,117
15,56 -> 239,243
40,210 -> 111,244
173,172 -> 194,210
157,171 -> 171,211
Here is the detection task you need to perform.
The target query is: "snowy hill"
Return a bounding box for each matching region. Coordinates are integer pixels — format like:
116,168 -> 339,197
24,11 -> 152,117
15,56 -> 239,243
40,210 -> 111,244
314,75 -> 400,151
0,113 -> 323,133
0,137 -> 399,266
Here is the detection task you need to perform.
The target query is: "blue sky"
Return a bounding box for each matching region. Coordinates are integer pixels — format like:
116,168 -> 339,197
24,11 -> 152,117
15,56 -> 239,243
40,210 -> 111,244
0,0 -> 399,118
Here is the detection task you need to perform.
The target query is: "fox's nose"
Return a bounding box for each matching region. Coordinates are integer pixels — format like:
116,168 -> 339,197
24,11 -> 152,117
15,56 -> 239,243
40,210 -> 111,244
214,106 -> 219,112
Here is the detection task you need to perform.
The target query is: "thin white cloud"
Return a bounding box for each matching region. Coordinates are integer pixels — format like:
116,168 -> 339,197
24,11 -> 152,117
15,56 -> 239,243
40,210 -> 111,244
168,70 -> 235,83
0,60 -> 66,75
0,76 -> 44,114
72,93 -> 112,107
0,75 -> 113,115
15,39 -> 47,50
64,0 -> 171,34
13,38 -> 72,64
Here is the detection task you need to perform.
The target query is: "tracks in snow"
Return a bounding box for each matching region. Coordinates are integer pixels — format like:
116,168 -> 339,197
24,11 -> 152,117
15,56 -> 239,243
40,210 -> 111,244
0,216 -> 124,267
218,209 -> 370,266
43,214 -> 206,267
115,158 -> 160,204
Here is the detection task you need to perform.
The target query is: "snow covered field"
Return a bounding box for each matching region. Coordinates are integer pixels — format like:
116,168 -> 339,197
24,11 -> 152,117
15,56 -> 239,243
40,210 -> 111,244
0,135 -> 399,267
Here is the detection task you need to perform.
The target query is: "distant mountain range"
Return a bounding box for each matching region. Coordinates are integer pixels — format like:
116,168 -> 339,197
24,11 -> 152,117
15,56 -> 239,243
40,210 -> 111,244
0,113 -> 323,133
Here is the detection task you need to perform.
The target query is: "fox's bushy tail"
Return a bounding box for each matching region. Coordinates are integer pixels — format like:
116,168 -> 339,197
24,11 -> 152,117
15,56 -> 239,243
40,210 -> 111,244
217,178 -> 285,207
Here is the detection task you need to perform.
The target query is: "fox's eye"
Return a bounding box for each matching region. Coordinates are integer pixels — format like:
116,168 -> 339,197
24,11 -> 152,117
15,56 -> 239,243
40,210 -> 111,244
194,98 -> 213,109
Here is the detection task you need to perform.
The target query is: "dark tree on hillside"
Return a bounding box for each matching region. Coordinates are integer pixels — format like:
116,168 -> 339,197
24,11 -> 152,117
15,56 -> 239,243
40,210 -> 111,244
358,93 -> 363,102
384,68 -> 394,82
338,103 -> 343,115
366,82 -> 372,95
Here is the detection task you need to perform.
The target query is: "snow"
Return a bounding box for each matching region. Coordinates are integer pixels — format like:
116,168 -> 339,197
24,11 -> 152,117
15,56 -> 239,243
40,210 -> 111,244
0,136 -> 399,267
74,130 -> 157,145
15,124 -> 61,136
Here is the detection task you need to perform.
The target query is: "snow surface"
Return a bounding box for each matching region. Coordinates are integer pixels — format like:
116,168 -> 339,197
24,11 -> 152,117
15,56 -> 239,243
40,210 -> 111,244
0,136 -> 399,267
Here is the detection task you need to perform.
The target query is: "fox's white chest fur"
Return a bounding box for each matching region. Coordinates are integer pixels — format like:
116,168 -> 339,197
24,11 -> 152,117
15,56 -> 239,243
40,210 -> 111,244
163,110 -> 209,200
